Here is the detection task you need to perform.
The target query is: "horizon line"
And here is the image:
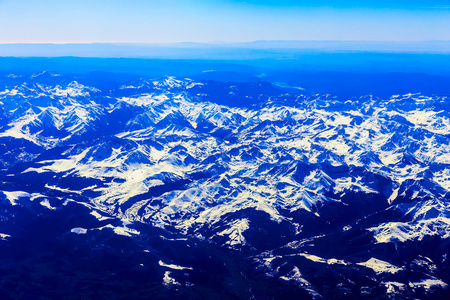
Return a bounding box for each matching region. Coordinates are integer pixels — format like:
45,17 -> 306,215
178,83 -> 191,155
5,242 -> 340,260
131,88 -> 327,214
1,40 -> 450,45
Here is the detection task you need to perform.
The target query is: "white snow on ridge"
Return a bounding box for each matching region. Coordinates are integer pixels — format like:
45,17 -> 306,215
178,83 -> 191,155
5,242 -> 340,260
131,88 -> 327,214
357,258 -> 402,274
50,81 -> 100,98
2,191 -> 30,206
409,279 -> 448,290
158,260 -> 193,270
90,210 -> 113,221
379,151 -> 403,166
44,184 -> 82,195
163,271 -> 181,286
433,169 -> 450,191
0,85 -> 104,146
216,219 -> 250,246
298,253 -> 348,265
370,217 -> 450,243
405,110 -> 450,135
383,281 -> 407,294
333,176 -> 378,195
70,219 -> 140,237
0,233 -> 11,240
71,227 -> 88,235
0,113 -> 41,145
280,266 -> 308,284
40,199 -> 56,210
95,219 -> 140,237
24,148 -> 90,174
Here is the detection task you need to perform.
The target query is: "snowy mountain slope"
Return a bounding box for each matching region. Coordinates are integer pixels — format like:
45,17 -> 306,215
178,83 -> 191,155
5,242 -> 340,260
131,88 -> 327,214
0,73 -> 449,299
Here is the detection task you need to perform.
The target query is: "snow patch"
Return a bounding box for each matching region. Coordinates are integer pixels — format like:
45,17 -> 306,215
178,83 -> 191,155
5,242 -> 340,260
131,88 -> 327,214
357,258 -> 402,274
40,199 -> 56,210
409,279 -> 448,290
163,271 -> 181,287
0,233 -> 11,240
159,260 -> 193,270
71,228 -> 87,234
2,191 -> 30,205
96,220 -> 140,237
299,253 -> 348,265
216,218 -> 250,246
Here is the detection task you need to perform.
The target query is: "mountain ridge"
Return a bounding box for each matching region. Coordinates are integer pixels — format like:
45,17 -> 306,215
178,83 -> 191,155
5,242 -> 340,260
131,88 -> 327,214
0,73 -> 449,299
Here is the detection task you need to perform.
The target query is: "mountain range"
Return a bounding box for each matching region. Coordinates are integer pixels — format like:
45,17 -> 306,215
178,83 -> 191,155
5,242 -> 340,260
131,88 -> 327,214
1,71 -> 449,299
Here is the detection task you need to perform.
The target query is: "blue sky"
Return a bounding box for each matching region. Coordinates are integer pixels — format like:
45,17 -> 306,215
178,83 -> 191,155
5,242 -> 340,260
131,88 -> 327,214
0,0 -> 448,43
